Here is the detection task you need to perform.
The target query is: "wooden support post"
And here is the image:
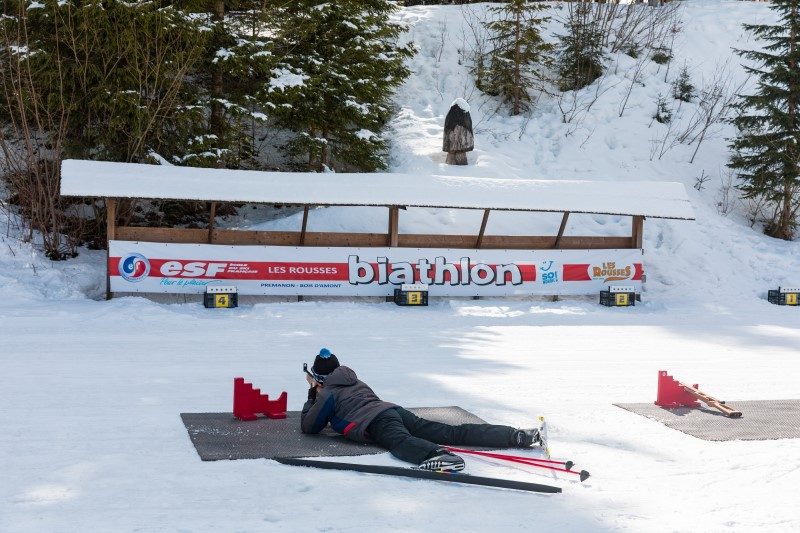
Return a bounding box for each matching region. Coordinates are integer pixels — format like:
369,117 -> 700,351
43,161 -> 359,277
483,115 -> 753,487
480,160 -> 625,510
476,209 -> 490,248
299,205 -> 310,246
473,209 -> 491,299
298,205 -> 310,302
388,206 -> 399,247
554,212 -> 570,248
632,215 -> 644,249
105,198 -> 117,300
386,206 -> 400,302
208,202 -> 217,244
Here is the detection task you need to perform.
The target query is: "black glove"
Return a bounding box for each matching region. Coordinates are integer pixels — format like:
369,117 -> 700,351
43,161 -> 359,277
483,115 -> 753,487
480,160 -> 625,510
307,386 -> 317,401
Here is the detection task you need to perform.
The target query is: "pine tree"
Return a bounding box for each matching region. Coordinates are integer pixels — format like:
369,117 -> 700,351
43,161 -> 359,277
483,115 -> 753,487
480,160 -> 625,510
482,0 -> 553,116
556,1 -> 604,92
174,1 -> 275,169
653,93 -> 672,124
0,0 -> 210,257
263,0 -> 414,172
729,0 -> 800,240
0,0 -> 208,163
671,65 -> 695,103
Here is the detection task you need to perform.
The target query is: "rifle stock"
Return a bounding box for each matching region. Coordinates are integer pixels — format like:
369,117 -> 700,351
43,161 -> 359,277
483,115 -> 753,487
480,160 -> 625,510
679,382 -> 742,418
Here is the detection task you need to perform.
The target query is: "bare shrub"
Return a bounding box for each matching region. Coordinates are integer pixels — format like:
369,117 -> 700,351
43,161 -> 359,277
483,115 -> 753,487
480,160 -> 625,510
649,62 -> 744,162
717,168 -> 739,216
694,169 -> 710,191
576,0 -> 683,55
0,3 -> 204,258
679,63 -> 745,163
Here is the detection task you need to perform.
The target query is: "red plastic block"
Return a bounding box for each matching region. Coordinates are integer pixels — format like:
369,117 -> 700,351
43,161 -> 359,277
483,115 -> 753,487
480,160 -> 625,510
654,370 -> 700,408
233,377 -> 287,421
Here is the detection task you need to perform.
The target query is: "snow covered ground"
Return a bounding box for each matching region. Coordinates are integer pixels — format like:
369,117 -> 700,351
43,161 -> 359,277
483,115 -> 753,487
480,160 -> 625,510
2,1 -> 800,531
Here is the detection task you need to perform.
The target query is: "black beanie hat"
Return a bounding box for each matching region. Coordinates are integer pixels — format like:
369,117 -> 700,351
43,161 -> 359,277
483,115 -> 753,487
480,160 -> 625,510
311,348 -> 340,382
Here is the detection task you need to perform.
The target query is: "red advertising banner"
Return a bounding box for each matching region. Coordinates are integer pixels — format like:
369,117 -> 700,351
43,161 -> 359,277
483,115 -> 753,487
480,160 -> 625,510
109,241 -> 643,296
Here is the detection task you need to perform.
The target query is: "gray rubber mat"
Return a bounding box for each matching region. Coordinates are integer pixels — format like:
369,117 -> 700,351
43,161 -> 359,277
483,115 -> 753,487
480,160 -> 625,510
614,400 -> 800,441
181,407 -> 487,461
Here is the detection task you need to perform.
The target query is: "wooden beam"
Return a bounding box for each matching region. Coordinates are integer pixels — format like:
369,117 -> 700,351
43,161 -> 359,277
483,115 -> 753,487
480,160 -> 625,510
117,226 -> 210,243
299,205 -> 310,246
554,211 -> 570,248
476,209 -> 490,248
632,215 -> 644,248
207,202 -> 217,244
399,234 -> 634,250
114,226 -> 636,250
388,207 -> 399,247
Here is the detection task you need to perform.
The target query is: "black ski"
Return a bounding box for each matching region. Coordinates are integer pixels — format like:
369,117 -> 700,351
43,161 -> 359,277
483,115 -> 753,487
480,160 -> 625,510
275,457 -> 562,494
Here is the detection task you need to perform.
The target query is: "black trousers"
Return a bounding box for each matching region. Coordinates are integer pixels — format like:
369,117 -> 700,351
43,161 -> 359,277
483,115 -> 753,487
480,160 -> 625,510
366,407 -> 517,465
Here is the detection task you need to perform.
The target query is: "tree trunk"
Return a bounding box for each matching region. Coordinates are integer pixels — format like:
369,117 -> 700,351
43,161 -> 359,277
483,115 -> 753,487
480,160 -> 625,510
782,1 -> 798,239
321,128 -> 329,171
210,0 -> 225,168
513,9 -> 521,116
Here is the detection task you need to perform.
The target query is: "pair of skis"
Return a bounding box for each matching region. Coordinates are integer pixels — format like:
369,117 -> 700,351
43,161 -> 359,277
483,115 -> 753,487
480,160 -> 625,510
276,417 -> 588,494
275,457 -> 562,493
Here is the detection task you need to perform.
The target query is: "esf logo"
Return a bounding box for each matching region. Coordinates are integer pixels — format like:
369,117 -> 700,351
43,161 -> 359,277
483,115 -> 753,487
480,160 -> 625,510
159,261 -> 228,277
119,253 -> 151,282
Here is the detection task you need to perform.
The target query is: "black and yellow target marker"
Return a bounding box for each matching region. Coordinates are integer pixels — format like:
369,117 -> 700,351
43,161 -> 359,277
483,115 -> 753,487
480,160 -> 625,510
600,285 -> 637,307
394,284 -> 429,306
768,287 -> 800,306
204,285 -> 238,309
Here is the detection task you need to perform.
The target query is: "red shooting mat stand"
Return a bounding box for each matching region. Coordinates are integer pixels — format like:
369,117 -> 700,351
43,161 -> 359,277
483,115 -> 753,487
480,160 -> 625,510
655,370 -> 701,408
233,377 -> 287,421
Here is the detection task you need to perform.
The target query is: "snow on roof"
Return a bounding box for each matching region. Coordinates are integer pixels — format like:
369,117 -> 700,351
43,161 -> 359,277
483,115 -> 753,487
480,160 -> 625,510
60,159 -> 695,220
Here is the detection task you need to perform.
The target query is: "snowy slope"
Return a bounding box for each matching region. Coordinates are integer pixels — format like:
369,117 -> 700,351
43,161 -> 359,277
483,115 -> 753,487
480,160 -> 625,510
249,0 -> 800,306
2,2 -> 800,532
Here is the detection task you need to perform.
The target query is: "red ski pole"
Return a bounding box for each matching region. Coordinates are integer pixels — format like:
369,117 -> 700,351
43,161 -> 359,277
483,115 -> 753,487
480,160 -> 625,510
445,447 -> 590,482
445,447 -> 571,468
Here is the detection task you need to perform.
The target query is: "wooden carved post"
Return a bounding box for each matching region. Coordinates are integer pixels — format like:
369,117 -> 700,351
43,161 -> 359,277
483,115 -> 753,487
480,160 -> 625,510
443,98 -> 474,165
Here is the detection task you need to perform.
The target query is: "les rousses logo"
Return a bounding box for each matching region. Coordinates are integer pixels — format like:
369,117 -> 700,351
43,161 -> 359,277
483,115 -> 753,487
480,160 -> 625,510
591,261 -> 632,283
119,253 -> 150,282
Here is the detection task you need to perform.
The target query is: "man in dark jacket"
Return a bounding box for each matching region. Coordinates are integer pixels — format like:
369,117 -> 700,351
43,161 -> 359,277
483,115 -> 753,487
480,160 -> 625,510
301,348 -> 542,472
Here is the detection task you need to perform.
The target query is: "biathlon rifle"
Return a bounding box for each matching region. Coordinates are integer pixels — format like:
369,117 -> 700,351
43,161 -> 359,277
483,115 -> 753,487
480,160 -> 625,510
680,382 -> 742,418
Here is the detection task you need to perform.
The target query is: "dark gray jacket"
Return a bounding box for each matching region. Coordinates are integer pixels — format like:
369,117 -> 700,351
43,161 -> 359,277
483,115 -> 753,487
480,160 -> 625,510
301,366 -> 395,443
